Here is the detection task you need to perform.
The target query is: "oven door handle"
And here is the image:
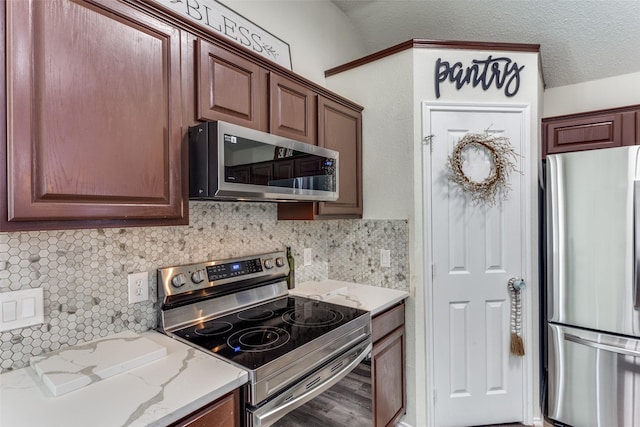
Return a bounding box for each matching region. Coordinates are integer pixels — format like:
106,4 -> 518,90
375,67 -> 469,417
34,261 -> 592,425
248,340 -> 372,427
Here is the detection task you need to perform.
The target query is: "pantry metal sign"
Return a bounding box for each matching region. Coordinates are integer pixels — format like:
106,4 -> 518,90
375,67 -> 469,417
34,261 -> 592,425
147,0 -> 292,70
434,55 -> 525,98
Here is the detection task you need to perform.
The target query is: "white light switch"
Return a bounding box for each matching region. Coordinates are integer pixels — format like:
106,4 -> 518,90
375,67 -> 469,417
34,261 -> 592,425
2,301 -> 17,322
0,288 -> 44,332
22,297 -> 36,318
303,248 -> 312,266
380,249 -> 391,268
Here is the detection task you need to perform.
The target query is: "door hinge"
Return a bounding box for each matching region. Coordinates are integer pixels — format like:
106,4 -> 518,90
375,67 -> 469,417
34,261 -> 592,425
433,388 -> 437,404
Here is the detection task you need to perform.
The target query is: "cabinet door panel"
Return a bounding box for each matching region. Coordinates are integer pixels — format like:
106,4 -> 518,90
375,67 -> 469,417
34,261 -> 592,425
543,113 -> 622,156
170,389 -> 240,427
197,39 -> 268,131
270,74 -> 316,144
5,0 -> 184,224
317,96 -> 362,217
372,327 -> 405,427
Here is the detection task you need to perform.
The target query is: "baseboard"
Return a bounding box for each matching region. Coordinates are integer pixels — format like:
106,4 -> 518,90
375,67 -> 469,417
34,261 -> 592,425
396,422 -> 413,427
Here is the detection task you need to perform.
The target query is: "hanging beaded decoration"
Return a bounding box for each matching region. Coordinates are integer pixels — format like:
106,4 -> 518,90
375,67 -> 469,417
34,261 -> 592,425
508,277 -> 525,356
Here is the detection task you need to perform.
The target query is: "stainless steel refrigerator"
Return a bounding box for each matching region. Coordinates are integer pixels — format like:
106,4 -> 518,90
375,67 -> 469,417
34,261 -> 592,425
546,146 -> 640,427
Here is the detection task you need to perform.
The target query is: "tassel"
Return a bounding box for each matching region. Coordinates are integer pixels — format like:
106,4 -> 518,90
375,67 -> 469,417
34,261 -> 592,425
510,332 -> 525,356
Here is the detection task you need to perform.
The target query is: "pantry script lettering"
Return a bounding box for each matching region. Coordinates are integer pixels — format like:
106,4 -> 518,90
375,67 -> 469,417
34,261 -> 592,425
435,56 -> 524,98
161,0 -> 292,69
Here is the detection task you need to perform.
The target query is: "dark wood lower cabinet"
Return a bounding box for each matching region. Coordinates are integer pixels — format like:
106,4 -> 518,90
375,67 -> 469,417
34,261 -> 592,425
371,302 -> 406,427
169,389 -> 240,427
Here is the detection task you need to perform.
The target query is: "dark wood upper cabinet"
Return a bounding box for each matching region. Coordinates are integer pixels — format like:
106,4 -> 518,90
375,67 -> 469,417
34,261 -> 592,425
197,38 -> 268,131
270,74 -> 317,145
277,96 -> 363,220
317,96 -> 363,217
3,0 -> 186,230
542,106 -> 639,157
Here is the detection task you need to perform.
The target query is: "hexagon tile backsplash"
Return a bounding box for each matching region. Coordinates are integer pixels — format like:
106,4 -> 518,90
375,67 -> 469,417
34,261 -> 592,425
0,202 -> 408,372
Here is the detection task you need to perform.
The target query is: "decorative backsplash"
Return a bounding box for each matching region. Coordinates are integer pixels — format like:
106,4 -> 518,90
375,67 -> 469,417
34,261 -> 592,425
0,202 -> 408,372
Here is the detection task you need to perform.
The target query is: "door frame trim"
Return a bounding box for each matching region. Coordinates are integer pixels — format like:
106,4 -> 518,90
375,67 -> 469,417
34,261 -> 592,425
421,101 -> 537,426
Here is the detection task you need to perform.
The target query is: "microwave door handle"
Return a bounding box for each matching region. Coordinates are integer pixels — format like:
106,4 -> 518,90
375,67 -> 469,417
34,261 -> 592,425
635,181 -> 640,309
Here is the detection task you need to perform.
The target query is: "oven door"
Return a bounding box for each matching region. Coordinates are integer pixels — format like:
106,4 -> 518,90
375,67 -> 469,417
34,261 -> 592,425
246,339 -> 371,427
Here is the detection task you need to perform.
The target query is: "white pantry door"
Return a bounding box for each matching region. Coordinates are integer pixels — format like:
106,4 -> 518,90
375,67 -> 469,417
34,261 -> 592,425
425,104 -> 528,426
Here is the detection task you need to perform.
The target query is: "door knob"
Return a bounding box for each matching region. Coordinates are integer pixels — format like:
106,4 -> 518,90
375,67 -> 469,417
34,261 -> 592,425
511,278 -> 526,291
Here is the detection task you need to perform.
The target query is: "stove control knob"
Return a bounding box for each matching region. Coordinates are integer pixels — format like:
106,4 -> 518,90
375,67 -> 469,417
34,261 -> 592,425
171,273 -> 187,288
263,258 -> 274,269
191,270 -> 206,284
275,257 -> 285,267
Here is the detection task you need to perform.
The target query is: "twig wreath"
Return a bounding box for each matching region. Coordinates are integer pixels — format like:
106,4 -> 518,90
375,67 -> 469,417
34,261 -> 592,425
447,131 -> 519,205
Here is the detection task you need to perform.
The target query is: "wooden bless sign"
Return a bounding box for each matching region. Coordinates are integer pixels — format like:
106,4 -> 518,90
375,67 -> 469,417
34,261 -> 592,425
147,0 -> 292,70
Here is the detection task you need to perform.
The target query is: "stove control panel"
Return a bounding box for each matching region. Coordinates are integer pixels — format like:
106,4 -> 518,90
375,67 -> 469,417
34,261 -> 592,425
157,251 -> 290,304
206,257 -> 263,281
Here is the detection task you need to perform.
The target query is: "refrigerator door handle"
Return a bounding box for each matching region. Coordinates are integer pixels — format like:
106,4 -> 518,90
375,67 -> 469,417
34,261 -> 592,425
635,181 -> 640,309
565,333 -> 640,357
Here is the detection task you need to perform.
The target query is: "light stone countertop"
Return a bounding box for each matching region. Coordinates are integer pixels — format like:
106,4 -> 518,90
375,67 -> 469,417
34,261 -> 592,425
0,331 -> 248,427
290,280 -> 409,315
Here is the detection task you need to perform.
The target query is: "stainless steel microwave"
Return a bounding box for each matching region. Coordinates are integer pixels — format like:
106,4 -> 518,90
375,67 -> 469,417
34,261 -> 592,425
188,121 -> 339,202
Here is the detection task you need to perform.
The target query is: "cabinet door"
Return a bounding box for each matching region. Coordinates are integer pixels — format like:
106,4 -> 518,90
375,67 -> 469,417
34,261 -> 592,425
170,389 -> 240,427
270,73 -> 316,145
542,113 -> 623,157
4,0 -> 185,229
317,96 -> 363,217
372,327 -> 405,427
197,39 -> 268,131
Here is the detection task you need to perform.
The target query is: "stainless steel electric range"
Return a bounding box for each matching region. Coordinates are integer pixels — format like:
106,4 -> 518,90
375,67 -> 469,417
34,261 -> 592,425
157,251 -> 371,427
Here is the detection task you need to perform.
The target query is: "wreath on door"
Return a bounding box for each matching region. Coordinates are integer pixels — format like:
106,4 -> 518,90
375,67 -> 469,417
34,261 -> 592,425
447,131 -> 520,205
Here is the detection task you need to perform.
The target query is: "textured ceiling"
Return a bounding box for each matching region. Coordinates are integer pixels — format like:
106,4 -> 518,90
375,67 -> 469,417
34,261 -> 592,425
331,0 -> 640,88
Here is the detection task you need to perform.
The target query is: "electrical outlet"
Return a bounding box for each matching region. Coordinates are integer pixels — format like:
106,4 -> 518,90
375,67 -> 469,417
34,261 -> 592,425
380,249 -> 391,268
303,248 -> 312,266
128,271 -> 149,304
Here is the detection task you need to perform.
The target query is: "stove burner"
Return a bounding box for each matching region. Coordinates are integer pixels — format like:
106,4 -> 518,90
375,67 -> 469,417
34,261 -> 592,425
194,321 -> 233,336
237,308 -> 275,321
282,307 -> 345,327
227,326 -> 291,353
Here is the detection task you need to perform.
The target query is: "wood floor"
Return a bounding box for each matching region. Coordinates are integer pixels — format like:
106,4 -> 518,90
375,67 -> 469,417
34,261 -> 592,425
272,362 -> 536,427
273,361 -> 372,427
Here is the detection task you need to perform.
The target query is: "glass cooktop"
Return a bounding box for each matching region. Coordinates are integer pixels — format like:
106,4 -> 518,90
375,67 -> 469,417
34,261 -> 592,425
172,296 -> 368,370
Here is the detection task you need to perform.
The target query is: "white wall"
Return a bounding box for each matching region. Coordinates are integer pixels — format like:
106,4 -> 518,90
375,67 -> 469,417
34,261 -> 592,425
222,0 -> 366,86
543,71 -> 640,117
325,51 -> 415,221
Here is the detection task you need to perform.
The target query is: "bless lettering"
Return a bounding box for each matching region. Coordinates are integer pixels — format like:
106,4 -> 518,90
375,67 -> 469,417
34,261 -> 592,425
181,0 -> 265,53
